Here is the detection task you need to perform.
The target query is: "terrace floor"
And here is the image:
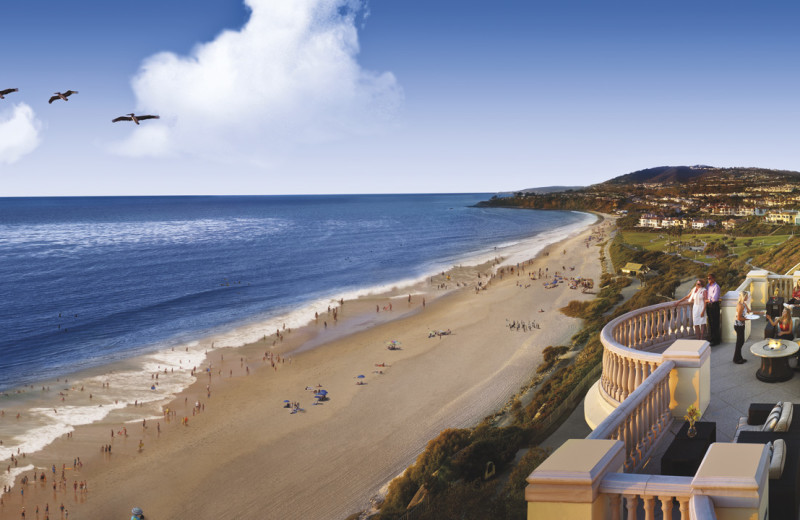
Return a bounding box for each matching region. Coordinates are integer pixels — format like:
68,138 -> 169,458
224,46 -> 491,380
545,327 -> 800,473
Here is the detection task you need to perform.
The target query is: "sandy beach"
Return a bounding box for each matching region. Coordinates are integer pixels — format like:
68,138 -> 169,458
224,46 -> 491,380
0,216 -> 611,520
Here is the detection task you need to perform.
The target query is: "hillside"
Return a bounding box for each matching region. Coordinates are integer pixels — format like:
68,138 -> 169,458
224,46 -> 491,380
602,165 -> 800,186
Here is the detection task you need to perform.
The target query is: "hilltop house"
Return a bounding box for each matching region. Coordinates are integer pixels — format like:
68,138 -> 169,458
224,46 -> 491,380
764,209 -> 799,225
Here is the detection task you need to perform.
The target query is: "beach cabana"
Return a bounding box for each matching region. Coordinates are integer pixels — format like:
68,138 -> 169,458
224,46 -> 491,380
620,262 -> 648,276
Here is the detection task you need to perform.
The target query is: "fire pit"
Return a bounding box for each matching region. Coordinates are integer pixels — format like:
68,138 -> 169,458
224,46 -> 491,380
750,339 -> 799,382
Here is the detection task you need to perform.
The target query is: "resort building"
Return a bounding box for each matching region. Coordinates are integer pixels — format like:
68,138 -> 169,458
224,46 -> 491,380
525,270 -> 800,520
638,214 -> 662,228
764,210 -> 799,225
721,219 -> 740,230
690,219 -> 715,229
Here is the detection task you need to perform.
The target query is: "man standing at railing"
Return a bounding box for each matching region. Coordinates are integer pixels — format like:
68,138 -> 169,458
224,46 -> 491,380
706,273 -> 721,346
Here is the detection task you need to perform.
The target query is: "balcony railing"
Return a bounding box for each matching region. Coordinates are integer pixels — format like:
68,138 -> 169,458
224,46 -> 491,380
599,302 -> 693,406
588,361 -> 674,472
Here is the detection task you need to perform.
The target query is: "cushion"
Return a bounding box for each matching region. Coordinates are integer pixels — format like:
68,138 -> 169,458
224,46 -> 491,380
769,439 -> 787,479
762,403 -> 783,432
776,402 -> 794,432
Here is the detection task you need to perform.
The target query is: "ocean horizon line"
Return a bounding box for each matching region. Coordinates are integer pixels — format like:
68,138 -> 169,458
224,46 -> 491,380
0,191 -> 504,200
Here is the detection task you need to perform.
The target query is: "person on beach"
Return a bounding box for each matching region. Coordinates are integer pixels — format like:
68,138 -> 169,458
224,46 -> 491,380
675,279 -> 707,340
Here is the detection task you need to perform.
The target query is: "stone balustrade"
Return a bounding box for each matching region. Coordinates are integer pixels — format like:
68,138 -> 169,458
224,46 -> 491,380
768,275 -> 794,300
527,440 -> 769,520
604,301 -> 695,352
599,301 -> 693,406
588,361 -> 674,472
598,473 -> 692,520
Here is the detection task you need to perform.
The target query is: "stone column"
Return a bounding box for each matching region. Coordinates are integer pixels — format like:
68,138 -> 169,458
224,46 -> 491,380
692,443 -> 769,520
747,269 -> 770,311
526,439 -> 624,520
661,339 -> 710,418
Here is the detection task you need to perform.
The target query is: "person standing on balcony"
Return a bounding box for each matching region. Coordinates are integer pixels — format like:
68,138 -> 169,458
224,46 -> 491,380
733,291 -> 751,364
706,273 -> 721,346
675,278 -> 707,340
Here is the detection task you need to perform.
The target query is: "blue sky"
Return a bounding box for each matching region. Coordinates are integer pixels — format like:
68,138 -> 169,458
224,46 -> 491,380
0,0 -> 798,196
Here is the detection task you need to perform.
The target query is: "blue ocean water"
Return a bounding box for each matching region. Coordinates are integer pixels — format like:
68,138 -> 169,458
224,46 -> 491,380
0,195 -> 589,392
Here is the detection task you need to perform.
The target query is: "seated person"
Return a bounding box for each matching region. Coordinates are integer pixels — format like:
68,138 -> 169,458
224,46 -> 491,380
766,309 -> 795,341
790,280 -> 800,304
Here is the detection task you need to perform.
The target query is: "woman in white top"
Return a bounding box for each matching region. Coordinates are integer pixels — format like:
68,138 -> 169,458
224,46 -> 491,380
676,279 -> 707,340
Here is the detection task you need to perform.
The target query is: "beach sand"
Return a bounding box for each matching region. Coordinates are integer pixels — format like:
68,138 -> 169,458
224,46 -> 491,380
0,216 -> 611,520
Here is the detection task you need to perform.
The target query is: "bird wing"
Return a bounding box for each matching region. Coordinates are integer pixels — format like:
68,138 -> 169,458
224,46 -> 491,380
48,95 -> 59,104
0,88 -> 18,96
111,116 -> 132,123
137,115 -> 160,120
65,90 -> 78,97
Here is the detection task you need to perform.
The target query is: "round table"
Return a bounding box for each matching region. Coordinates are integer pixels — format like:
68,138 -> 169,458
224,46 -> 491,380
750,338 -> 799,383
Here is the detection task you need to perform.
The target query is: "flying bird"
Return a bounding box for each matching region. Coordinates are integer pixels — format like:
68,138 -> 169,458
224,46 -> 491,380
49,90 -> 78,103
0,88 -> 18,99
111,113 -> 160,125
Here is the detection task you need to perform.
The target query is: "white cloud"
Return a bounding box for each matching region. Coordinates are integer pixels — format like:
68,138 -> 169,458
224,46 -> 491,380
113,0 -> 402,159
0,103 -> 41,165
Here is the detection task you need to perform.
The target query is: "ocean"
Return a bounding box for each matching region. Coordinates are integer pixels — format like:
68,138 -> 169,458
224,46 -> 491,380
0,194 -> 593,484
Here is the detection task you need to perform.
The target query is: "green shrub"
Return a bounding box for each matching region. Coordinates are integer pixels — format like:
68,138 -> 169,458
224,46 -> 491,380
500,447 -> 552,519
380,470 -> 420,518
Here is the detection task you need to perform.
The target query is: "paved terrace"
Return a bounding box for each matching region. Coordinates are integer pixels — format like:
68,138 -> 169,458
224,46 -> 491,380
544,328 -> 800,469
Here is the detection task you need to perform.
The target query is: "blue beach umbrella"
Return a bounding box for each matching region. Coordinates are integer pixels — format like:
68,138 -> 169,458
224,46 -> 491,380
283,399 -> 291,403
318,390 -> 328,395
357,375 -> 365,379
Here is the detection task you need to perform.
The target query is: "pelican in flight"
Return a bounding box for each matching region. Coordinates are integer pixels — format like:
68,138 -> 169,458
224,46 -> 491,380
111,113 -> 160,125
0,88 -> 18,99
49,90 -> 78,103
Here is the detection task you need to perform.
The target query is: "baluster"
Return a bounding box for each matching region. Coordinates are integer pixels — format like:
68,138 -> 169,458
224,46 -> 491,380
673,306 -> 680,339
632,404 -> 642,468
625,320 -> 632,347
658,495 -> 673,519
627,358 -> 636,396
638,315 -> 644,347
678,497 -> 690,518
657,368 -> 667,433
661,376 -> 671,431
611,353 -> 621,401
645,380 -> 655,447
608,493 -> 622,520
634,359 -> 643,390
624,495 -> 639,519
620,358 -> 630,400
643,495 -> 655,520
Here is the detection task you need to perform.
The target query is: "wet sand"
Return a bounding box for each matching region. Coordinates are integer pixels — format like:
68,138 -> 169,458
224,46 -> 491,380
0,216 -> 611,520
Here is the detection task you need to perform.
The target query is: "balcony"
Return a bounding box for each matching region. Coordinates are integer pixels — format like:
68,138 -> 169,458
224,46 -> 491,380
526,270 -> 800,519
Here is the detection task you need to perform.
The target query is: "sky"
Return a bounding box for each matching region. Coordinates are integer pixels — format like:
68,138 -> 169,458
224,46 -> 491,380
0,0 -> 798,196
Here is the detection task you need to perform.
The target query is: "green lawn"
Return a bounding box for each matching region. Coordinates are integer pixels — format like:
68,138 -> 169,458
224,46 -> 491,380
620,231 -> 792,262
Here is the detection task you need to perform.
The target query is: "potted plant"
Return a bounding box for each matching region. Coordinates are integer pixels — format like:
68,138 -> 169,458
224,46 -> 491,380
684,405 -> 701,438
